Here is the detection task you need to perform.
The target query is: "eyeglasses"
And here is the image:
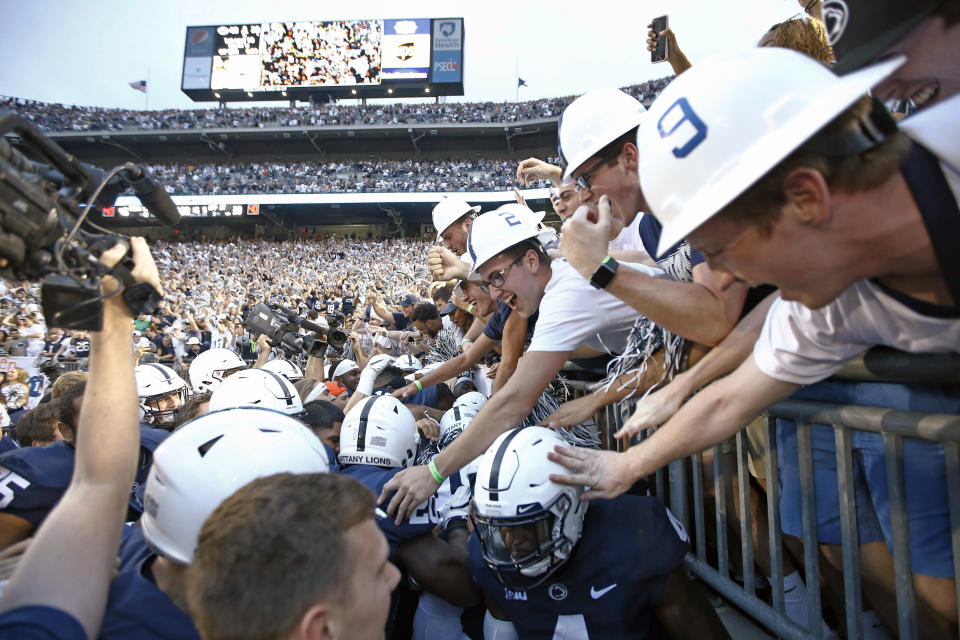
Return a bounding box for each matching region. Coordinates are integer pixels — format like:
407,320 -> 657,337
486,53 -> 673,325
479,255 -> 524,294
574,145 -> 622,193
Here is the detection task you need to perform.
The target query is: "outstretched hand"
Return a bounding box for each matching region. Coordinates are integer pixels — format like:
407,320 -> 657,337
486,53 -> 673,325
616,383 -> 685,439
378,464 -> 440,525
547,445 -> 636,501
516,157 -> 562,187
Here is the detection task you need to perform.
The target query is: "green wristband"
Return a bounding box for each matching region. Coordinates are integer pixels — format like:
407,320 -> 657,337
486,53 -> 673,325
414,379 -> 423,391
428,459 -> 446,484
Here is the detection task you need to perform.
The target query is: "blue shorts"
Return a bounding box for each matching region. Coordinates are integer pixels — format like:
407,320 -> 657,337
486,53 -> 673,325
777,380 -> 958,578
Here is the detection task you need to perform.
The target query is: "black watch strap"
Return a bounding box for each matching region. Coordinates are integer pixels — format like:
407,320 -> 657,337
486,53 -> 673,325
589,256 -> 619,289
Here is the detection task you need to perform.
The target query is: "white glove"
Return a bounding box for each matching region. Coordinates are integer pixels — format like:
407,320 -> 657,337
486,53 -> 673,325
357,353 -> 394,395
440,483 -> 472,533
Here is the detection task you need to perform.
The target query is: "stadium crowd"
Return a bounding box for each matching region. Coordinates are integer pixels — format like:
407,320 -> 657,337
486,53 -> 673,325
1,2 -> 958,640
0,78 -> 671,133
137,157 -> 559,195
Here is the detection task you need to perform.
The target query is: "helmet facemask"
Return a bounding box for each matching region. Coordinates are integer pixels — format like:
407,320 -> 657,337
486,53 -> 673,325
473,492 -> 584,591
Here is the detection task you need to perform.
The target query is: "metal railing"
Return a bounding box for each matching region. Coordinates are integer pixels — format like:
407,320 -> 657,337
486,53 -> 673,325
562,349 -> 960,640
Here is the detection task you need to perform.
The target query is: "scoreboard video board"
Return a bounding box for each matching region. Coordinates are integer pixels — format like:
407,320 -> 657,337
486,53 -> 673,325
181,18 -> 464,102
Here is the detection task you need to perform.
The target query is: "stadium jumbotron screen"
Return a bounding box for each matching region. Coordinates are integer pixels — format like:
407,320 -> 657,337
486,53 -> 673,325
181,18 -> 464,102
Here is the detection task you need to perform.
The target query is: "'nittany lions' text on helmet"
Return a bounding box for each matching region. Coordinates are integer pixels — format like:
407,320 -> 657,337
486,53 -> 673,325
338,395 -> 419,469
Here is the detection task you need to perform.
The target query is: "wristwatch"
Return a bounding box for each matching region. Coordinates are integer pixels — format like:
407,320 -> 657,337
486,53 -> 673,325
589,256 -> 619,290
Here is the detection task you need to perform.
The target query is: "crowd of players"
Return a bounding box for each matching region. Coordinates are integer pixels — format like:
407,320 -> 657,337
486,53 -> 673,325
135,157 -> 559,195
260,20 -> 382,87
0,1 -> 958,639
0,78 -> 670,133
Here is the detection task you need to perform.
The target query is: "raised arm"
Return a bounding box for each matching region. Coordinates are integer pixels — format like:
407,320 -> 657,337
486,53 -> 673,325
380,350 -> 569,524
618,291 -> 777,438
0,238 -> 161,639
561,198 -> 746,346
393,333 -> 496,399
548,356 -> 797,501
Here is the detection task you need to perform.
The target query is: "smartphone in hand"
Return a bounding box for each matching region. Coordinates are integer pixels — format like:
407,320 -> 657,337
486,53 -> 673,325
651,15 -> 669,63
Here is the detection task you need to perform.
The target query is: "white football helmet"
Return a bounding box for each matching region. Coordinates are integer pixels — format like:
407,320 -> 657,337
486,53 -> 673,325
338,395 -> 418,469
260,358 -> 304,383
453,391 -> 488,415
439,403 -> 479,441
141,406 -> 329,564
208,369 -> 306,419
135,363 -> 189,426
436,406 -> 481,483
393,354 -> 422,373
473,426 -> 588,591
188,348 -> 247,394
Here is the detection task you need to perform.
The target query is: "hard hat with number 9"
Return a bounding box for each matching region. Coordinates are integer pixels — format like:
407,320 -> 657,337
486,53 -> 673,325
559,88 -> 647,181
466,204 -> 555,276
638,48 -> 905,258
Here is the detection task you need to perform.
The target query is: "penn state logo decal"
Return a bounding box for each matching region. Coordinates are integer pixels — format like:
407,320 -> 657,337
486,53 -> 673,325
822,0 -> 850,45
548,583 -> 568,601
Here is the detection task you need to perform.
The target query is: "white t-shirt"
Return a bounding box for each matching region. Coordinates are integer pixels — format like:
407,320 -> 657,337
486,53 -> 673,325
755,278 -> 960,386
607,212 -> 645,253
528,259 -> 664,354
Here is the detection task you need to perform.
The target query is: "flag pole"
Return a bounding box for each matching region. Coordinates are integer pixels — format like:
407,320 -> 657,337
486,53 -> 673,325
145,67 -> 151,110
515,57 -> 519,102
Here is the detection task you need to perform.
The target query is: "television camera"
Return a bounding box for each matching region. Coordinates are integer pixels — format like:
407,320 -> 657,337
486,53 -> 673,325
0,112 -> 181,329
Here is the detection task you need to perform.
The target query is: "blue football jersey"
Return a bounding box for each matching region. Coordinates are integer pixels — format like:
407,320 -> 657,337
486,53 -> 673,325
469,495 -> 689,639
339,464 -> 435,557
0,436 -> 20,454
0,605 -> 87,640
0,426 -> 169,528
100,526 -> 201,640
322,442 -> 339,472
0,440 -> 75,527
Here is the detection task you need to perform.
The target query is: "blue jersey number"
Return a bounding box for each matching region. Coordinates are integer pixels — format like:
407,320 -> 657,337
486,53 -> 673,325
657,97 -> 707,158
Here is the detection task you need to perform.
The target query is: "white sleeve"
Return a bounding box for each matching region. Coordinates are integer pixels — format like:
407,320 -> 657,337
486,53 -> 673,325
528,261 -> 659,353
753,295 -> 870,385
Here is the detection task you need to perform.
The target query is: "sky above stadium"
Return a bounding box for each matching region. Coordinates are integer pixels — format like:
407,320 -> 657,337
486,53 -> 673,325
3,0 -> 804,110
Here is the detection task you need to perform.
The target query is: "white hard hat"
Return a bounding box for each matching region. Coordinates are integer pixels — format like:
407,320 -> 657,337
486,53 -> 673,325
432,198 -> 480,240
559,88 -> 647,181
466,204 -> 555,276
141,407 -> 329,564
638,48 -> 905,258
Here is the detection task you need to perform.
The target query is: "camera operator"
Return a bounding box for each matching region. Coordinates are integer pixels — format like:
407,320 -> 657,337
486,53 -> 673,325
0,237 -> 164,639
